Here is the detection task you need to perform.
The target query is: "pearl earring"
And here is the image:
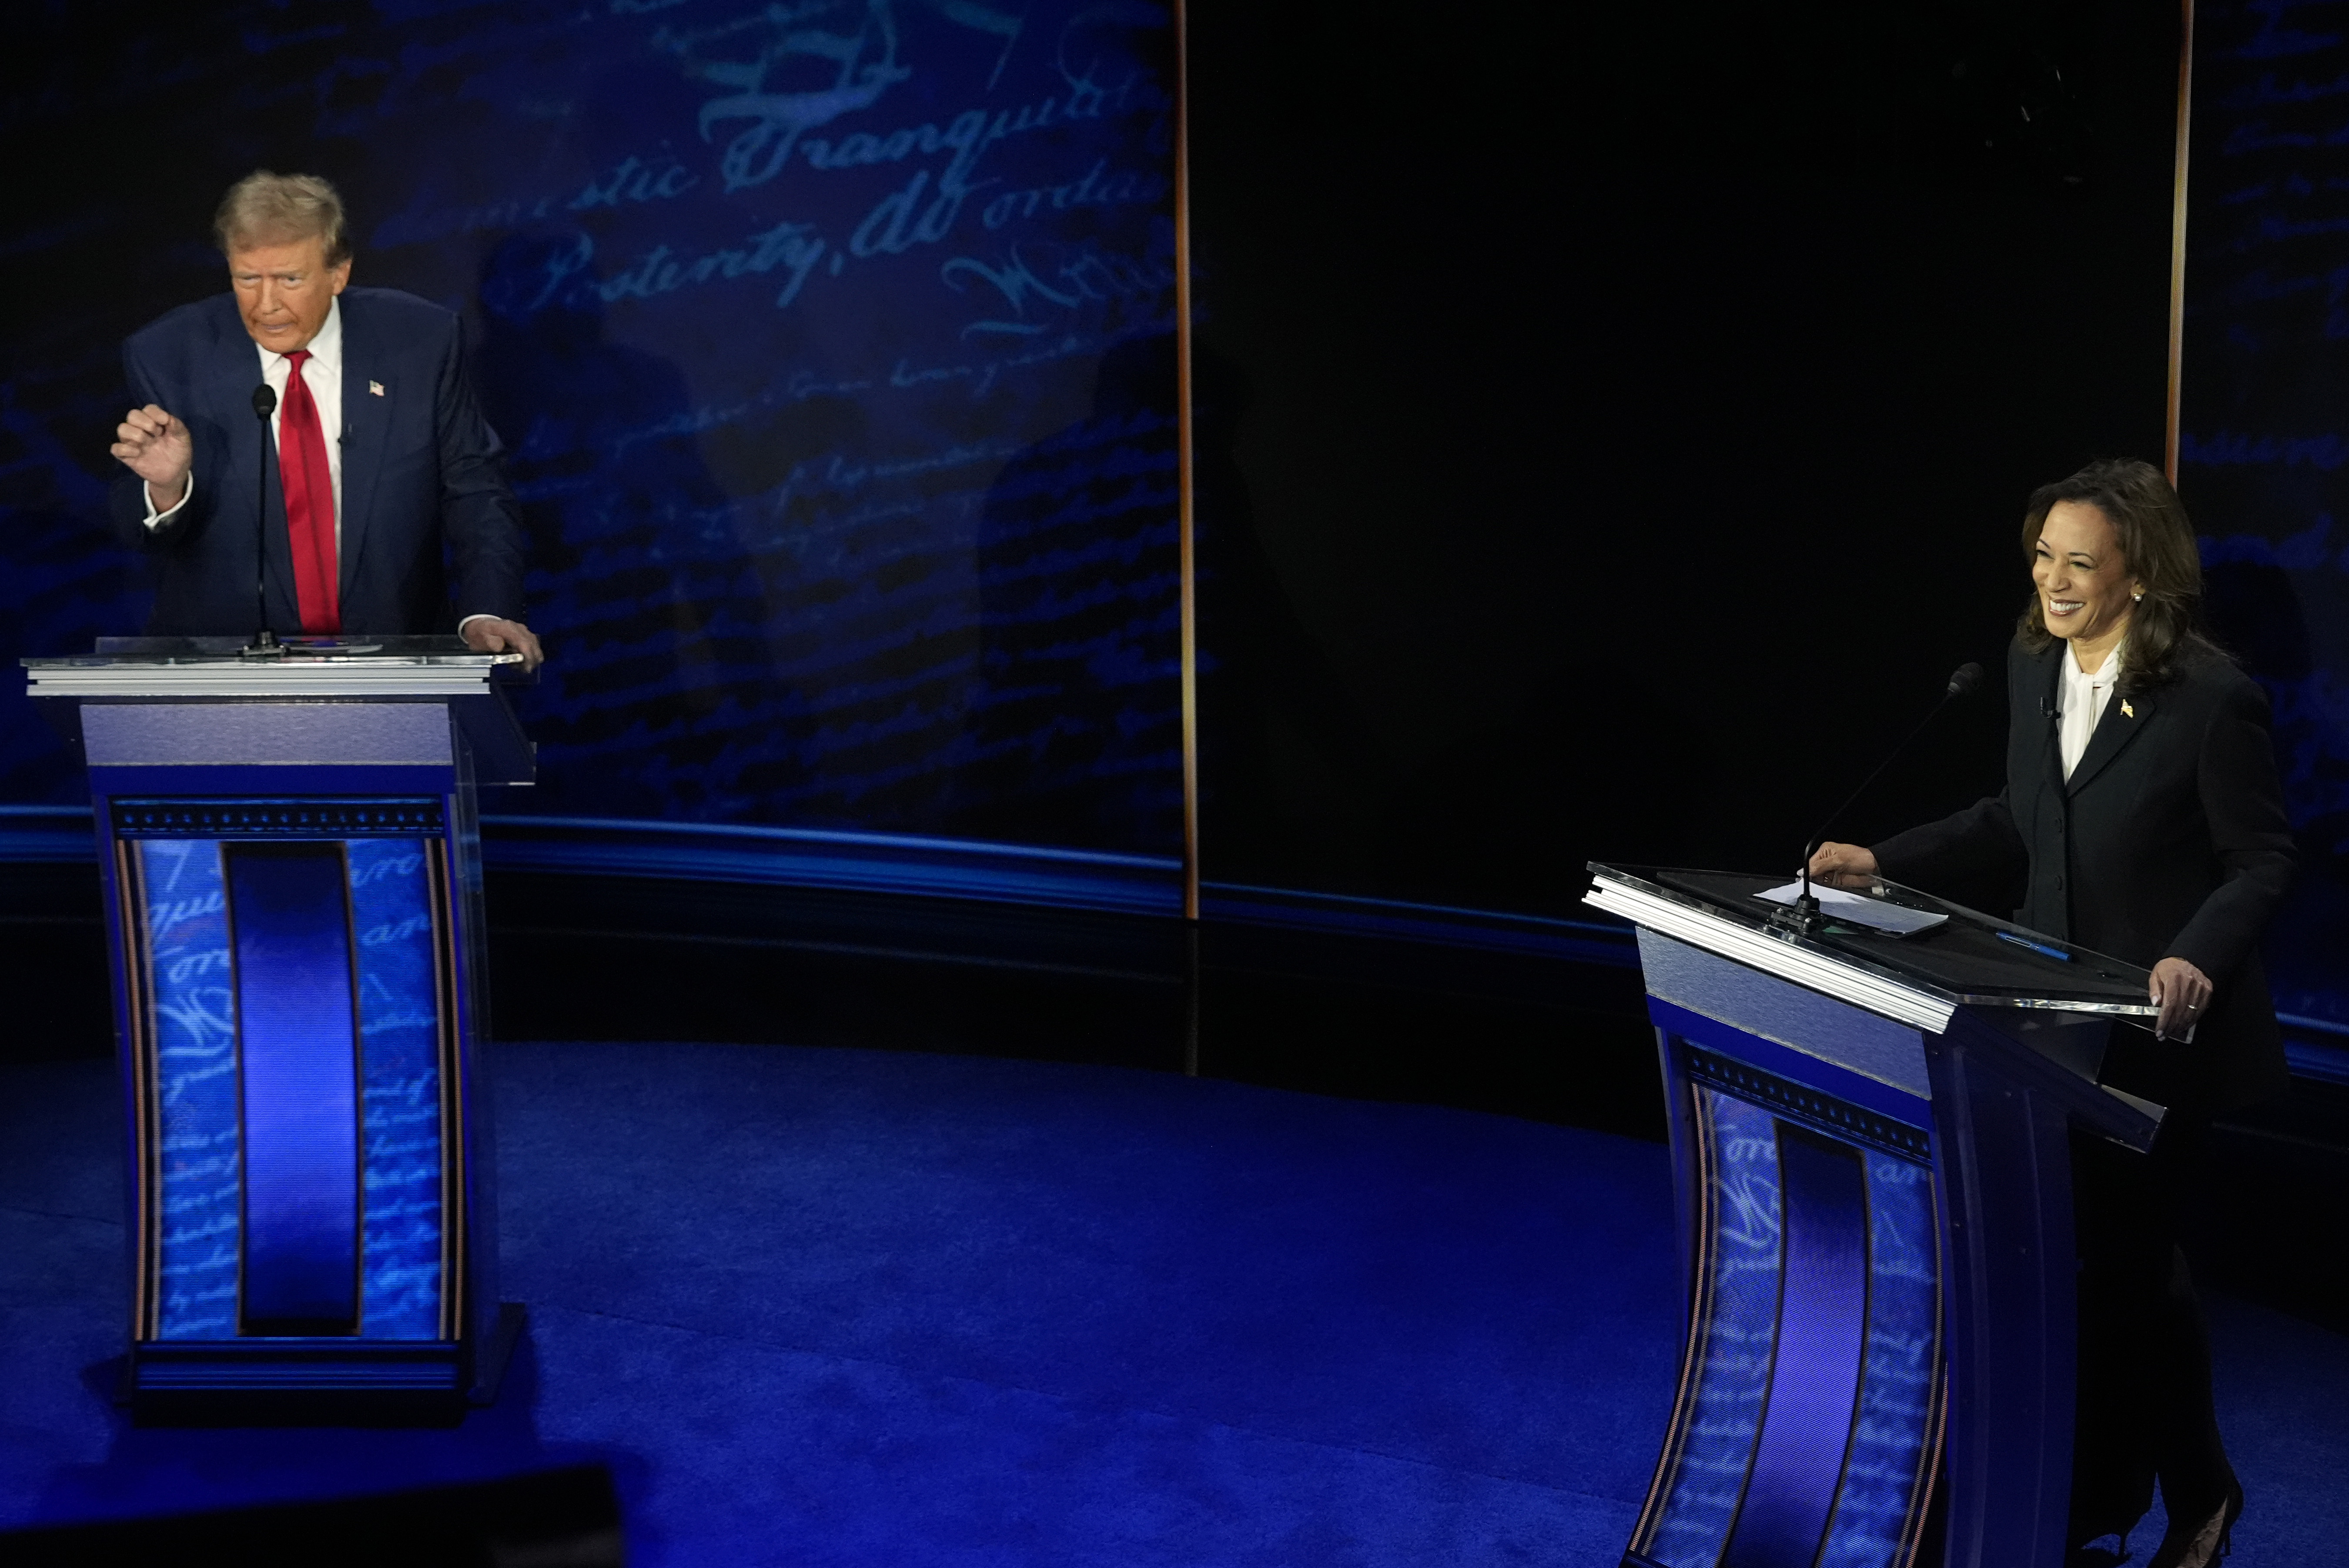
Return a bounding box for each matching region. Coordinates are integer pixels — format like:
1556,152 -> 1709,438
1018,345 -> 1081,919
2131,590 -> 2144,602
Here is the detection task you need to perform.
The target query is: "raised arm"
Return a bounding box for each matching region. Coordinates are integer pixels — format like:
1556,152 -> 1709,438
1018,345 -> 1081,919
107,344 -> 206,547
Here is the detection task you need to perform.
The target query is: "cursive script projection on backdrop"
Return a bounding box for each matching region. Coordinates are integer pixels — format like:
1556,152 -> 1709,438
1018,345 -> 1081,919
2172,0 -> 2349,1029
0,0 -> 1182,858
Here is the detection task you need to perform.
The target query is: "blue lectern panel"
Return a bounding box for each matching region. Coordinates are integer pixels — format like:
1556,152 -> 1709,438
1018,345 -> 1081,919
1648,1091 -> 1785,1564
1723,1129 -> 1868,1566
1820,1151 -> 1940,1566
227,843 -> 362,1334
141,840 -> 242,1340
1634,1073 -> 1943,1568
348,838 -> 447,1339
130,809 -> 453,1345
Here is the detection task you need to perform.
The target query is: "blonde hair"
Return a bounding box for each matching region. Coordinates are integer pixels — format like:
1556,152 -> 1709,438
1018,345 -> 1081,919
214,171 -> 350,267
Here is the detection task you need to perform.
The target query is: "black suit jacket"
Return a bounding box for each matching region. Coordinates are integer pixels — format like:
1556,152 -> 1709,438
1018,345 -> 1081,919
1873,635 -> 2296,1112
109,287 -> 525,635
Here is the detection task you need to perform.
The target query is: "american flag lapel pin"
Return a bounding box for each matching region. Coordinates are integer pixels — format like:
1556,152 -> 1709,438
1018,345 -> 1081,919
369,380 -> 385,397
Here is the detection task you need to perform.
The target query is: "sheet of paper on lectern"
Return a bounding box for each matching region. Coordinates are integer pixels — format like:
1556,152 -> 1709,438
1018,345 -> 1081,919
1754,881 -> 1951,936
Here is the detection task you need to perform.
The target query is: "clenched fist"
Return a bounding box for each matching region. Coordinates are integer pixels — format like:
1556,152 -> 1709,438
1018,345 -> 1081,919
112,404 -> 193,513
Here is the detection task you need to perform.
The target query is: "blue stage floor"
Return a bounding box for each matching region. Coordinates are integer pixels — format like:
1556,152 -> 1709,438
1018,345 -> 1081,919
3,1043 -> 2345,1564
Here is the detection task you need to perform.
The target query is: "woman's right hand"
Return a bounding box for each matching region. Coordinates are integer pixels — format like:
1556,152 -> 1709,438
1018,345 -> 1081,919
1807,842 -> 1879,889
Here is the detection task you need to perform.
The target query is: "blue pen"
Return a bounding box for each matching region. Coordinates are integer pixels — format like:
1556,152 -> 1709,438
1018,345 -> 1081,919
1995,929 -> 2072,963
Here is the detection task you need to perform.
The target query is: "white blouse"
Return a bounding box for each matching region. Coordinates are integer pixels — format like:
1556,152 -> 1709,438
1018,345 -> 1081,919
2058,639 -> 2124,780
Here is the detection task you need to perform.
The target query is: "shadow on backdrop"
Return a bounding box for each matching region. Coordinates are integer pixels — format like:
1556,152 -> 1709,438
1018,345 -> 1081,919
955,331 -> 1185,849
476,231 -> 794,821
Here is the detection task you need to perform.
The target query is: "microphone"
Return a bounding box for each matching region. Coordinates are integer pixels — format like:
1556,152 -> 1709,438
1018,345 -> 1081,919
244,383 -> 277,655
1784,661 -> 1986,933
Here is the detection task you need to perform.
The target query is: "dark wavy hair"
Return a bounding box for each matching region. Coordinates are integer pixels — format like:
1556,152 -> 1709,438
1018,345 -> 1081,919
2017,458 -> 2215,693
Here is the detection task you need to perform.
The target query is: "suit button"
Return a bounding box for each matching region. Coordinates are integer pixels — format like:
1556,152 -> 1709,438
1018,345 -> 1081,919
2055,875 -> 2065,891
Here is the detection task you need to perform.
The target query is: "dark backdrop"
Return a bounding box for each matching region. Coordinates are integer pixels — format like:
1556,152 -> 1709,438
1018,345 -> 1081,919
2,0 -> 2338,1025
1190,0 -> 2182,921
2175,0 -> 2349,1032
0,0 -> 1183,856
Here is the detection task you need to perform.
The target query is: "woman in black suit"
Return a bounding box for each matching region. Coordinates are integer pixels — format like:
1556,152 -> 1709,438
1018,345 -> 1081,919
1810,459 -> 2295,1568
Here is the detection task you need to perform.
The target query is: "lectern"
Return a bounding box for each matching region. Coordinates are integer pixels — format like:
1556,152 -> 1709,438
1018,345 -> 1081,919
24,638 -> 531,1418
1586,865 -> 2167,1568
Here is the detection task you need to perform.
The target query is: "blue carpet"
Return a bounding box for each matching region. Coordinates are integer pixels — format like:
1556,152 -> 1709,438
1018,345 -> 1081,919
2,1043 -> 2344,1564
0,1045 -> 1667,1564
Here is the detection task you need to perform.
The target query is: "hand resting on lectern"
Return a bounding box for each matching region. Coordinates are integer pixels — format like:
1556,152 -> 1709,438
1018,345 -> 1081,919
1805,840 -> 1878,890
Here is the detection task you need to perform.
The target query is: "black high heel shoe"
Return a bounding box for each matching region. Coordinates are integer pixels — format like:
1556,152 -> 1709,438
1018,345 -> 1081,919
2145,1479 -> 2242,1568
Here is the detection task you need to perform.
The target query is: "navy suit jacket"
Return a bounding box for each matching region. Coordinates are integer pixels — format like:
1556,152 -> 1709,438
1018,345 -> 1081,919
1873,635 -> 2297,1113
109,287 -> 525,635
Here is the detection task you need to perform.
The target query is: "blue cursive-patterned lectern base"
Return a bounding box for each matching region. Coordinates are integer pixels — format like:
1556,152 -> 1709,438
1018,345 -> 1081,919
27,647 -> 531,1420
1590,865 -> 2167,1568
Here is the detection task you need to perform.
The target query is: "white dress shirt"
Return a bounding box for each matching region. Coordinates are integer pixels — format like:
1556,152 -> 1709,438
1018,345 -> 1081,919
2058,638 -> 2123,779
146,297 -> 344,540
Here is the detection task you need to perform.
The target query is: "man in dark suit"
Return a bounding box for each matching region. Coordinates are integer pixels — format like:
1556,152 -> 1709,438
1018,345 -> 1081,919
108,170 -> 542,666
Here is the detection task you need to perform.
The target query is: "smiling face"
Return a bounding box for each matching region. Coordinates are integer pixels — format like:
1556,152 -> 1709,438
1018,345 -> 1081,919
2031,499 -> 2142,663
228,234 -> 350,355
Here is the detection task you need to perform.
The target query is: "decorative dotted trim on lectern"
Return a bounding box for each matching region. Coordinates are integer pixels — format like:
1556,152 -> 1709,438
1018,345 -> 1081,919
1681,1043 -> 1934,1165
110,798 -> 448,837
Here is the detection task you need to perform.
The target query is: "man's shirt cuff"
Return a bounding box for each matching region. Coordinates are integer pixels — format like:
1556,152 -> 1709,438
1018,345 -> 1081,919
142,476 -> 193,528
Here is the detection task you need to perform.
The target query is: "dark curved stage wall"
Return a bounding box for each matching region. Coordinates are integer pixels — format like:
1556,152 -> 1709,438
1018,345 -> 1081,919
0,0 -> 1181,858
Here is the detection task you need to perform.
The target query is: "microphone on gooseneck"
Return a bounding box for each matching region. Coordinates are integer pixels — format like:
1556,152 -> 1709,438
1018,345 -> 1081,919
1785,661 -> 1987,932
247,383 -> 277,654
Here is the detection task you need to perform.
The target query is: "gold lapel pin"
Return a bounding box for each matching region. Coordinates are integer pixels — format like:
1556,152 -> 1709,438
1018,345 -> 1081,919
2121,699 -> 2135,719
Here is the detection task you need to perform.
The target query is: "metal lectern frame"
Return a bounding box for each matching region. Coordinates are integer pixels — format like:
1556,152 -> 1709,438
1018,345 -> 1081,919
25,641 -> 532,1421
1586,863 -> 2165,1568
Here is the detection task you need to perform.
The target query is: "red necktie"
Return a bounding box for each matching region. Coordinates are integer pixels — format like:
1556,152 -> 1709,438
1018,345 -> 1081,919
277,348 -> 339,635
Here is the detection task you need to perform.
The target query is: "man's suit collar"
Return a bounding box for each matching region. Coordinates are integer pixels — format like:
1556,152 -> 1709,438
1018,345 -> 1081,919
196,297 -> 300,626
333,292 -> 390,600
201,293 -> 257,396
196,292 -> 388,605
